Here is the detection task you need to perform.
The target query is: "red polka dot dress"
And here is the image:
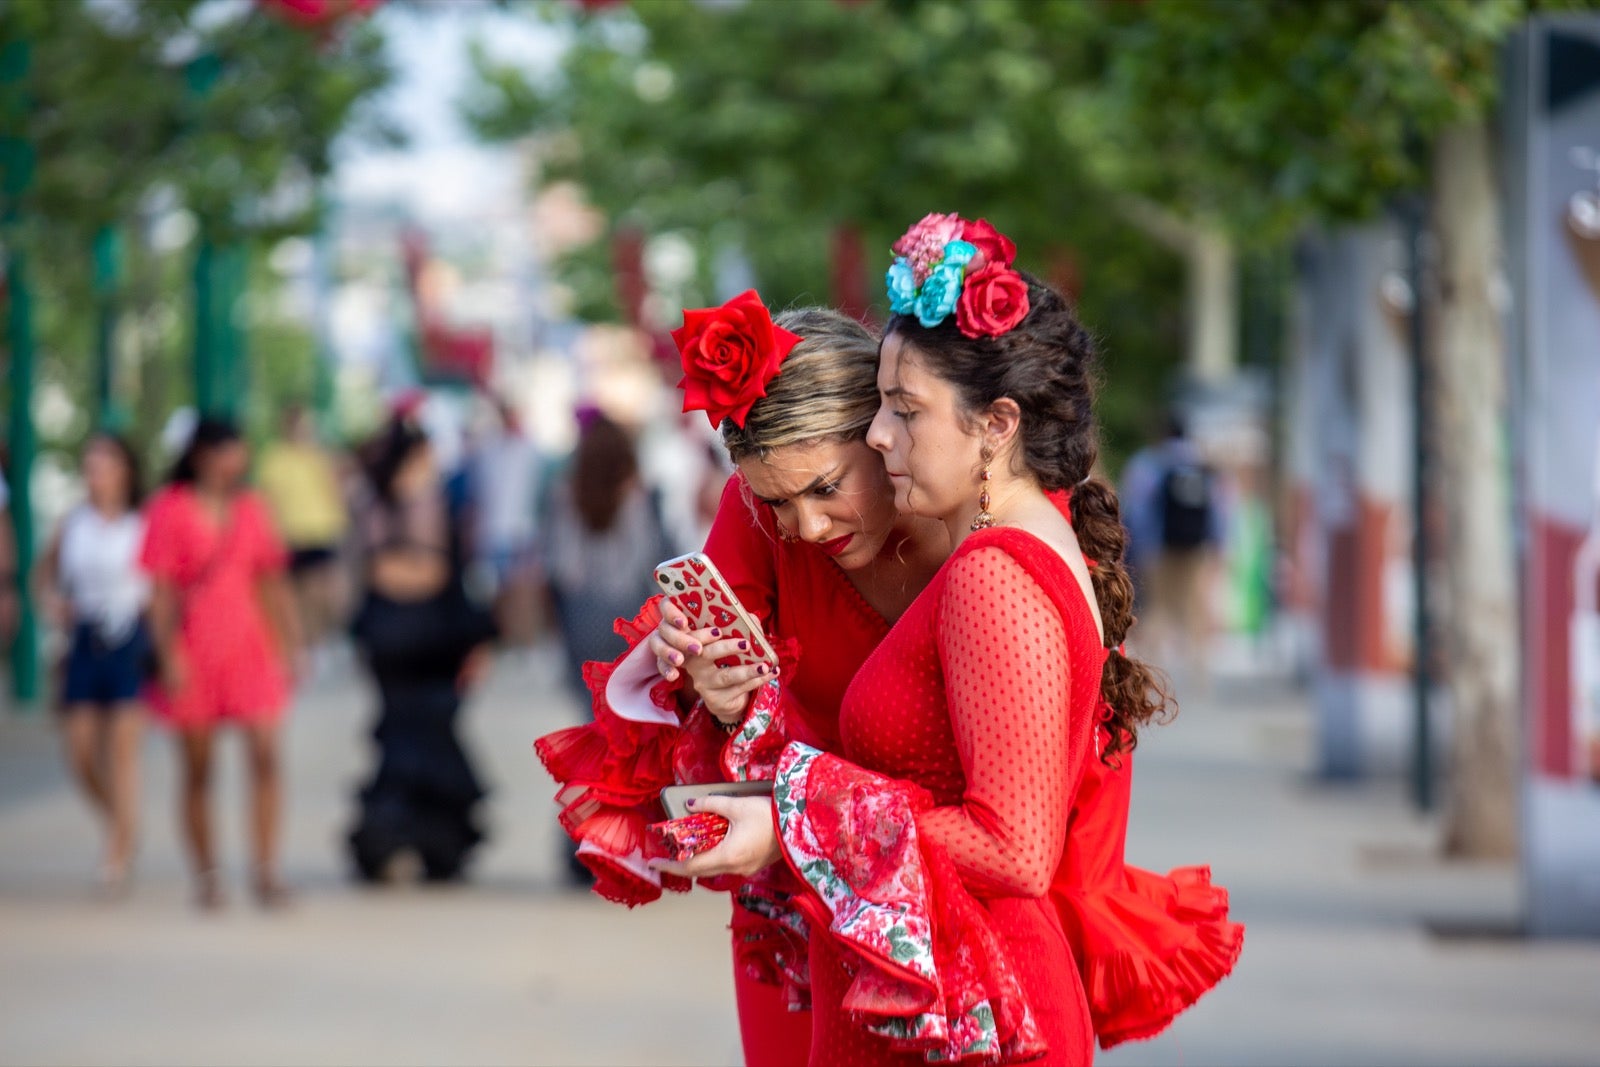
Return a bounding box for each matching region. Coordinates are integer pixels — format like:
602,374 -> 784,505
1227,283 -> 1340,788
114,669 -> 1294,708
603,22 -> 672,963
791,528 -> 1104,1066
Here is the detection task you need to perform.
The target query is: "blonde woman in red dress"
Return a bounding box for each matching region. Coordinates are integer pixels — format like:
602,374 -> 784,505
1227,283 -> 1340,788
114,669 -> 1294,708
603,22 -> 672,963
539,304 -> 952,1066
142,418 -> 300,909
651,218 -> 1240,1064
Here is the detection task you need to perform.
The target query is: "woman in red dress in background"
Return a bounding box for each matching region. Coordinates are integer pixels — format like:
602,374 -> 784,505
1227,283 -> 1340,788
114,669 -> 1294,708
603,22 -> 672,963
143,418 -> 300,909
658,217 -> 1240,1064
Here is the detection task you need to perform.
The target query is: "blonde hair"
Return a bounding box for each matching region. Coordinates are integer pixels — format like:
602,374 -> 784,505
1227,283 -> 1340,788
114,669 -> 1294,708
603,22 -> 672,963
720,307 -> 880,462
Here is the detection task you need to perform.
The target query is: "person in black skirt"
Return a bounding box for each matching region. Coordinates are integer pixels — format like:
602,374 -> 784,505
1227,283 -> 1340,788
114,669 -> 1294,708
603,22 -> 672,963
347,410 -> 496,883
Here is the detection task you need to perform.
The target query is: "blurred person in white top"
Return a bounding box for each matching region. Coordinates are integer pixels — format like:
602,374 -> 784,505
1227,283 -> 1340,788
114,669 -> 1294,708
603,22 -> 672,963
36,432 -> 151,895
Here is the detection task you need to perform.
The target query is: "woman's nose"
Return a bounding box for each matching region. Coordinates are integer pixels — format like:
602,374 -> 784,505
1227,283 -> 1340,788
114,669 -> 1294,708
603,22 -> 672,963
796,505 -> 831,542
866,406 -> 893,453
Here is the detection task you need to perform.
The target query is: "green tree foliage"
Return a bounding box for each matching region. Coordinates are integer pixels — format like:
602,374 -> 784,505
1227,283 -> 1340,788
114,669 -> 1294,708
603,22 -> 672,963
1064,0 -> 1559,242
462,0 -> 1186,462
0,0 -> 395,454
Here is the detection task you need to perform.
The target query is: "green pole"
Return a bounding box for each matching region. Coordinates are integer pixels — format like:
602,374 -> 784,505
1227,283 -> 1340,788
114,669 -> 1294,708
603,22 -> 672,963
5,243 -> 38,706
185,53 -> 231,422
193,234 -> 219,416
92,224 -> 124,430
1,38 -> 37,705
224,242 -> 246,417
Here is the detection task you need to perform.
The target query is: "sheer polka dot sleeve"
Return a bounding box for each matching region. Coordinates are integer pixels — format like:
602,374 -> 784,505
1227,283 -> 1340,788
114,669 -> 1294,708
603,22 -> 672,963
919,545 -> 1090,899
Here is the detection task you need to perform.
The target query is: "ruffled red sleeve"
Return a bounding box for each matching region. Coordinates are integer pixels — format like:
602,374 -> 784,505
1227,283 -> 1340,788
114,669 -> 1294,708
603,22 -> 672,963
1052,731 -> 1244,1050
774,743 -> 1047,1064
533,597 -> 692,906
534,597 -> 805,906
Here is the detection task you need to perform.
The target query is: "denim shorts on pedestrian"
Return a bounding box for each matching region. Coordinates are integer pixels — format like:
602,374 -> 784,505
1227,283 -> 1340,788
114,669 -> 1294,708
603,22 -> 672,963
62,621 -> 149,708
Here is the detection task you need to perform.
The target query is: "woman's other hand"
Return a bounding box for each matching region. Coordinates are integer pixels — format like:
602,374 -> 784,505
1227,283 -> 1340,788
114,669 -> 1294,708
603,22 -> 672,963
648,794 -> 782,880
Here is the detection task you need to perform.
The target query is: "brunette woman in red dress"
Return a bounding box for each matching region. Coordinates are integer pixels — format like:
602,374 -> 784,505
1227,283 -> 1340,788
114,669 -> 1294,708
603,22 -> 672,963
652,217 -> 1240,1064
541,283 -> 1239,1064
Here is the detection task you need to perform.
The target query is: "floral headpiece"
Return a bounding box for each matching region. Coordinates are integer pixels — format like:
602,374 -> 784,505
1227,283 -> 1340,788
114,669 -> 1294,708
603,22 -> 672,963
885,213 -> 1030,338
671,289 -> 803,429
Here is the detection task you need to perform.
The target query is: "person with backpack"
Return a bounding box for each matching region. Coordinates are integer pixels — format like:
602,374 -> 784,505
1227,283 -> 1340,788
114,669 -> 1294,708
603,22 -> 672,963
1120,412 -> 1224,690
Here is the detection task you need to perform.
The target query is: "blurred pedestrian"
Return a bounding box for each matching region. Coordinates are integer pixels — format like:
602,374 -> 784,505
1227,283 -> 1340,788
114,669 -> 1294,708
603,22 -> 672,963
1120,411 -> 1224,688
256,403 -> 350,663
347,412 -> 496,884
141,418 -> 300,910
35,432 -> 150,895
466,397 -> 543,646
543,409 -> 667,696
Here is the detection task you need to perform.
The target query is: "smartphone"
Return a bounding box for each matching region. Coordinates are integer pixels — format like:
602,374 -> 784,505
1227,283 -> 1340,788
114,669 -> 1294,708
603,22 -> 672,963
654,552 -> 778,672
659,779 -> 775,820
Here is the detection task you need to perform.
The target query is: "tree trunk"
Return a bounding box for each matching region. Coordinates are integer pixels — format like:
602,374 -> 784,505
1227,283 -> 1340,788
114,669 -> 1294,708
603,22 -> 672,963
1430,122 -> 1519,859
1190,226 -> 1237,384
1119,198 -> 1238,384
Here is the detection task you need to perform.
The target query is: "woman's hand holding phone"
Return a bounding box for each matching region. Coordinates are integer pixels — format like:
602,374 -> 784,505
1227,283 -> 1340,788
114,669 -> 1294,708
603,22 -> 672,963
648,610 -> 773,726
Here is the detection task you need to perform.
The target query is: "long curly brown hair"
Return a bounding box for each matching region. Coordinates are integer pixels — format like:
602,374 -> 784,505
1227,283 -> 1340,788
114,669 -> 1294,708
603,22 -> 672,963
885,274 -> 1173,758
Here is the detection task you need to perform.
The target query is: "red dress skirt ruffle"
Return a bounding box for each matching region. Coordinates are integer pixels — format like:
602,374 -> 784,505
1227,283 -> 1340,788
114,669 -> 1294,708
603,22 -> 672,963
1052,730 -> 1243,1050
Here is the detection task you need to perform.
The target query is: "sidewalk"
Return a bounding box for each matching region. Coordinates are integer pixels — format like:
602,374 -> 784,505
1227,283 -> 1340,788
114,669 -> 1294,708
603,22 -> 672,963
0,646 -> 744,1067
0,642 -> 1595,1066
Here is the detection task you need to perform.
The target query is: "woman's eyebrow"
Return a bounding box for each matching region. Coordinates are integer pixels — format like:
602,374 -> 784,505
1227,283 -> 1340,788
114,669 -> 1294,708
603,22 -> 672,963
754,466 -> 842,507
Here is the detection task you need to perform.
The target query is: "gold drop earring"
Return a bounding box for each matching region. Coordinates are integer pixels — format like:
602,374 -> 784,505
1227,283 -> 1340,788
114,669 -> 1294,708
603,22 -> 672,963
971,444 -> 996,531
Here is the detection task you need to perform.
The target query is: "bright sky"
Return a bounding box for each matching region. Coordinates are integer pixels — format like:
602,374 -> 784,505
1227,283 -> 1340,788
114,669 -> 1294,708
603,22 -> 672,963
333,0 -> 565,223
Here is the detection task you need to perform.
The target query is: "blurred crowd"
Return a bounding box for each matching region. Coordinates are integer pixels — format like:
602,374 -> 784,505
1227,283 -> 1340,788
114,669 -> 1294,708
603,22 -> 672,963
0,383 -> 1276,909
0,387 -> 730,906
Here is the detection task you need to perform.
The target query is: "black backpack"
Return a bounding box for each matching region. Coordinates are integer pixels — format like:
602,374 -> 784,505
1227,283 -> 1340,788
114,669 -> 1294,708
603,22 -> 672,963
1159,459 -> 1214,550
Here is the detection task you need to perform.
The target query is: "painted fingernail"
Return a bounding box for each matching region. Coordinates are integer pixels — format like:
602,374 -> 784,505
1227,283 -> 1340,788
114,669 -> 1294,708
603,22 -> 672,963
737,640 -> 748,651
710,628 -> 721,637
687,643 -> 701,655
757,664 -> 767,675
686,798 -> 697,808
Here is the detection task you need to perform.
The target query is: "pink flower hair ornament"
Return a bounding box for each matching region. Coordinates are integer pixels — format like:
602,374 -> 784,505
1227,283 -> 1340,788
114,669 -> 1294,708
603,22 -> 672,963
886,213 -> 1030,339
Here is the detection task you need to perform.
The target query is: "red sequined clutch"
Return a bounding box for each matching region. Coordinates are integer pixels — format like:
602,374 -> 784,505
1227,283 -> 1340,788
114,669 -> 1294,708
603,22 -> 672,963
645,813 -> 730,861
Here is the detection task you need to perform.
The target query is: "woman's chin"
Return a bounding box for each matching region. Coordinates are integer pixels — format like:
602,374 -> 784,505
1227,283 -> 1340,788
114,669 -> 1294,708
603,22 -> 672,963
890,482 -> 916,515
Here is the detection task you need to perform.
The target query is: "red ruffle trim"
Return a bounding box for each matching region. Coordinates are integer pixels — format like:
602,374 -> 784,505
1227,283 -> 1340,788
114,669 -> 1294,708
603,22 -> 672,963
533,598 -> 804,907
533,597 -> 688,906
1055,863 -> 1244,1050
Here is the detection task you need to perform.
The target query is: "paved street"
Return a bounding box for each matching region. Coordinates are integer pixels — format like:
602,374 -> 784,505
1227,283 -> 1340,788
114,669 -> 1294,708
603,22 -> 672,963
1,641 -> 1596,1066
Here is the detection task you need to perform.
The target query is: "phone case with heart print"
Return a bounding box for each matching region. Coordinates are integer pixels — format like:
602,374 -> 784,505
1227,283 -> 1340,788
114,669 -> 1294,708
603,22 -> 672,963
653,552 -> 778,672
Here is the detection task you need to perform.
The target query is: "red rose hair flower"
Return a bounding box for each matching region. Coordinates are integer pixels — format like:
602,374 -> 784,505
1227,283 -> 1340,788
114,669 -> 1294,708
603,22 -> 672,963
959,217 -> 1017,272
671,289 -> 803,429
956,262 -> 1031,338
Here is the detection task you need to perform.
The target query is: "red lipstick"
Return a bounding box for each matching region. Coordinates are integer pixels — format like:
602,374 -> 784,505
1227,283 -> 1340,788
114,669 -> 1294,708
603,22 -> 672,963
818,534 -> 854,557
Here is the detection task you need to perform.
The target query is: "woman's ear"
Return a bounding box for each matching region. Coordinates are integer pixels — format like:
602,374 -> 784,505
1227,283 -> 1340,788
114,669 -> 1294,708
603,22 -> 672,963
983,397 -> 1023,455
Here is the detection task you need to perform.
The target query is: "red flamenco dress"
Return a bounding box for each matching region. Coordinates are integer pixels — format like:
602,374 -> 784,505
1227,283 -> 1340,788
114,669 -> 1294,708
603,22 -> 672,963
773,529 -> 1103,1065
535,475 -> 894,1067
536,488 -> 1244,1063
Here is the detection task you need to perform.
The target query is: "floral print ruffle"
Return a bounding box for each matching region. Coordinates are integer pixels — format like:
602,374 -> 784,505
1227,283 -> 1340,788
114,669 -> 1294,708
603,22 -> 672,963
775,743 -> 1048,1064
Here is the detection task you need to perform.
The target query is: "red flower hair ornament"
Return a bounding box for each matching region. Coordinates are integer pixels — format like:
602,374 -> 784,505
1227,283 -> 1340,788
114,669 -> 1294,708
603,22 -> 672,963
886,213 -> 1030,338
672,289 -> 802,429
